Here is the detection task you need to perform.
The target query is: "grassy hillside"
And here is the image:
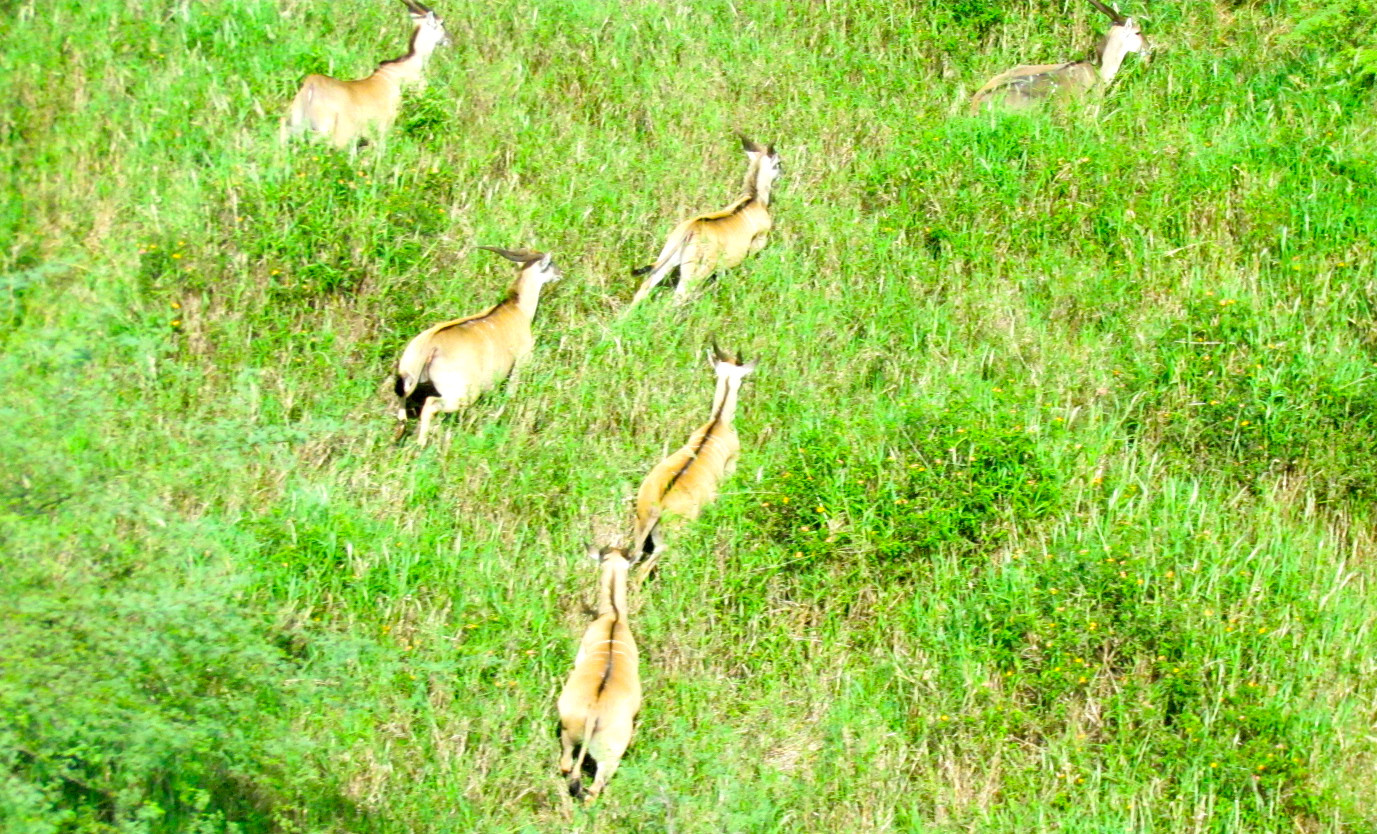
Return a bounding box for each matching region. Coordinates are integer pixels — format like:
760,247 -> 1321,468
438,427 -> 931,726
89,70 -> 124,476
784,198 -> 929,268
2,0 -> 1375,831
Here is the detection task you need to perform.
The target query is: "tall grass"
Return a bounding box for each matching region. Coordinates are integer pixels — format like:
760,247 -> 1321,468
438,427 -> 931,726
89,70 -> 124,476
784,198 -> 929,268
2,0 -> 1374,831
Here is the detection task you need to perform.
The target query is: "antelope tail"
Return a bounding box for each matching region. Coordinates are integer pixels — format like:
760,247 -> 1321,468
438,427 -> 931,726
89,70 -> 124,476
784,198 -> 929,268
395,346 -> 439,402
567,715 -> 599,799
280,79 -> 316,141
632,228 -> 694,281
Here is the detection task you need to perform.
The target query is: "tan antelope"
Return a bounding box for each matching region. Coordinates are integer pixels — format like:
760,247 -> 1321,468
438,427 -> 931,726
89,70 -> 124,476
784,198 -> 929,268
630,137 -> 782,306
280,0 -> 450,151
631,347 -> 756,574
970,0 -> 1146,112
392,247 -> 561,446
558,545 -> 642,801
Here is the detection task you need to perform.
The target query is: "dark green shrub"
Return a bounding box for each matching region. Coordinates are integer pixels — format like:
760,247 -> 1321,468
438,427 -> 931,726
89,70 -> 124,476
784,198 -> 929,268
754,402 -> 1060,575
1285,0 -> 1377,83
1126,293 -> 1377,503
0,575 -> 329,833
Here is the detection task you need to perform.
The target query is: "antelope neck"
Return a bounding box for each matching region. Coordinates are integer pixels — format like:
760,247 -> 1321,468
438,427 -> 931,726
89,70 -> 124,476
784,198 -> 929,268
710,373 -> 743,425
509,270 -> 547,320
376,28 -> 437,85
597,560 -> 629,618
1097,31 -> 1133,84
743,159 -> 774,207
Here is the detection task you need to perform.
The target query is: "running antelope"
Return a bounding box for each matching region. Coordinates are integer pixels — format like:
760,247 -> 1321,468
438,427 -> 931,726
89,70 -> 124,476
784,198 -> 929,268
632,347 -> 756,574
630,137 -> 782,306
970,0 -> 1145,112
392,247 -> 561,446
280,0 -> 450,150
558,545 -> 642,801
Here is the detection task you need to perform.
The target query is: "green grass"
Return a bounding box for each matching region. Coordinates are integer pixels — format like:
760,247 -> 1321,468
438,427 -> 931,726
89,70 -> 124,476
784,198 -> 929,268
2,0 -> 1375,831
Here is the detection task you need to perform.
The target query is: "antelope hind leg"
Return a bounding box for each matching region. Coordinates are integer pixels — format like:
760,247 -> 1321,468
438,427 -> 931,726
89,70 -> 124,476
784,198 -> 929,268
634,552 -> 662,583
631,262 -> 674,305
585,731 -> 632,800
672,249 -> 713,305
559,727 -> 577,775
330,113 -> 359,151
635,528 -> 667,581
748,230 -> 770,256
416,395 -> 448,447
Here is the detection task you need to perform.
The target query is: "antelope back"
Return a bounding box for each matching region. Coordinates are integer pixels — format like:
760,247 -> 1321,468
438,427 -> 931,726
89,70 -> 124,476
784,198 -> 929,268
562,547 -> 638,694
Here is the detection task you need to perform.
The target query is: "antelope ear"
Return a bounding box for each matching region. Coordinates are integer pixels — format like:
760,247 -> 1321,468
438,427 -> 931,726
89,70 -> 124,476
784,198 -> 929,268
538,253 -> 553,271
586,544 -> 602,562
741,359 -> 759,374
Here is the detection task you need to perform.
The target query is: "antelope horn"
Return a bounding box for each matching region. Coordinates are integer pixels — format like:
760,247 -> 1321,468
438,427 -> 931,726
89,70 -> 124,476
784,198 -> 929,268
1088,0 -> 1126,23
401,0 -> 433,16
478,245 -> 543,264
738,133 -> 767,154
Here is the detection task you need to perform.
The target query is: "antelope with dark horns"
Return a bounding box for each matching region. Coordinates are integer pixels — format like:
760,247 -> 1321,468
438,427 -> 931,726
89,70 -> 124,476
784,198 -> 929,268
392,247 -> 561,446
631,347 -> 756,575
280,0 -> 450,151
630,137 -> 782,306
970,0 -> 1145,112
558,545 -> 642,802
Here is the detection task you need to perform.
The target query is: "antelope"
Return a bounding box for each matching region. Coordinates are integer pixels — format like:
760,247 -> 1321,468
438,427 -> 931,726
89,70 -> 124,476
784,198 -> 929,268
631,347 -> 756,575
558,545 -> 642,801
629,137 -> 782,306
280,0 -> 450,151
970,0 -> 1146,112
392,247 -> 561,446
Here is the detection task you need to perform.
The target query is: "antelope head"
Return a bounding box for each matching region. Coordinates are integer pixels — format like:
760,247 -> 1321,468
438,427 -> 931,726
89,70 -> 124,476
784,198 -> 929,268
1090,0 -> 1146,61
402,0 -> 453,50
589,543 -> 631,566
739,134 -> 783,191
479,246 -> 563,287
710,343 -> 758,380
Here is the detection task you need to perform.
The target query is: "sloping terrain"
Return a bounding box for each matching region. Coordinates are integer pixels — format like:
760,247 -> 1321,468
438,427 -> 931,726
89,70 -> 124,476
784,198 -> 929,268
2,0 -> 1374,831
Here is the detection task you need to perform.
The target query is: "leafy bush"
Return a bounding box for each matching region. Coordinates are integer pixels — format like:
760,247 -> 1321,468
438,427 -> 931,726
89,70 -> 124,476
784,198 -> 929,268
1126,292 -> 1377,503
138,154 -> 448,308
938,534 -> 1332,821
0,574 -> 328,833
1285,0 -> 1377,82
753,402 -> 1060,575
